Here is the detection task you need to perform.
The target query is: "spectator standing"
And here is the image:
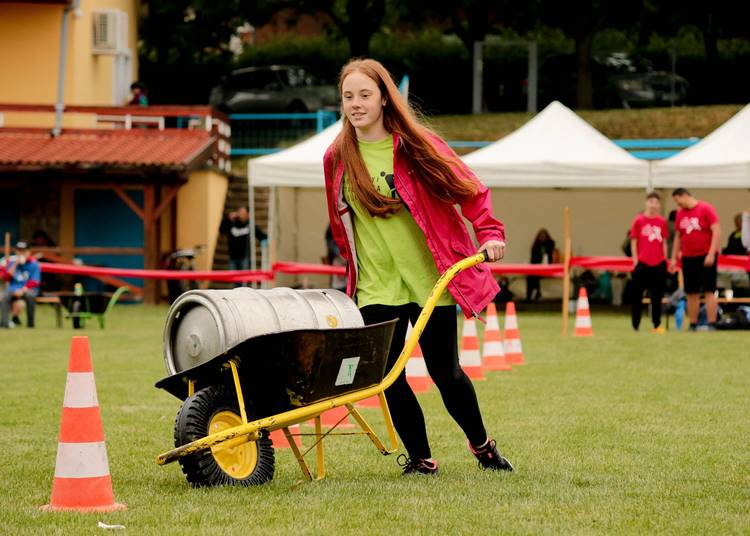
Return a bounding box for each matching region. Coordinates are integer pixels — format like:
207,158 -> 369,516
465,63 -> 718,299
128,81 -> 149,106
669,188 -> 721,331
723,213 -> 746,255
629,192 -> 669,332
526,229 -> 557,302
742,209 -> 750,286
220,206 -> 267,273
0,241 -> 41,328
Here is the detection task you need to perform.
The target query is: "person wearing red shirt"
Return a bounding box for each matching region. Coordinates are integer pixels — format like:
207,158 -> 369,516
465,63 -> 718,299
629,192 -> 669,332
669,188 -> 721,330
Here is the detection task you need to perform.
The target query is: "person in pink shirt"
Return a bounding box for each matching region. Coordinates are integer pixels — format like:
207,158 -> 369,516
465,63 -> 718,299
669,188 -> 721,330
629,192 -> 669,332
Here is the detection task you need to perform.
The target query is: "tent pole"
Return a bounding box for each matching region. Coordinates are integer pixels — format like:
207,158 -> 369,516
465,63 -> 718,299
248,170 -> 257,278
266,186 -> 277,289
561,206 -> 571,336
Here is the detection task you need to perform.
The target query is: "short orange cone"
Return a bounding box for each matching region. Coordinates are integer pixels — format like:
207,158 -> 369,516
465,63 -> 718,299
269,424 -> 302,448
459,317 -> 485,380
359,321 -> 431,407
42,337 -> 125,513
405,322 -> 432,393
357,394 -> 382,408
503,302 -> 525,365
573,287 -> 594,337
316,406 -> 354,428
483,303 -> 511,371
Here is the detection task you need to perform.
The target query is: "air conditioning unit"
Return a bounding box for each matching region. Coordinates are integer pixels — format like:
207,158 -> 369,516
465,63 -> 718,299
92,10 -> 128,54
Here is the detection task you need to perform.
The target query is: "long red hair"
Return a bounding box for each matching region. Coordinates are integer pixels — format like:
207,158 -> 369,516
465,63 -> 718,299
332,58 -> 479,217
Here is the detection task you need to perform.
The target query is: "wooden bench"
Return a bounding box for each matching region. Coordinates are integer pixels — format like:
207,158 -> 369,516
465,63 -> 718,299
35,296 -> 63,328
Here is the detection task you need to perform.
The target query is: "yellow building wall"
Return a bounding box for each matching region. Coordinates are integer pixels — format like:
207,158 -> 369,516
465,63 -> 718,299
0,0 -> 138,127
177,170 -> 229,272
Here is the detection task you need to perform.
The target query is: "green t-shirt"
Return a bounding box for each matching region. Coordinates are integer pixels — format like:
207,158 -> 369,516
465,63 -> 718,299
344,136 -> 454,308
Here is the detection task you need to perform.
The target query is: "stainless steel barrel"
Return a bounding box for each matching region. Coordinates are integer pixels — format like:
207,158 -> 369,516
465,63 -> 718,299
163,288 -> 364,375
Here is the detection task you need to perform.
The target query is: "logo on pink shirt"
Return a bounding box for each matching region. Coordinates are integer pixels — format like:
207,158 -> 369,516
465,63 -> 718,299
641,224 -> 663,243
680,217 -> 702,235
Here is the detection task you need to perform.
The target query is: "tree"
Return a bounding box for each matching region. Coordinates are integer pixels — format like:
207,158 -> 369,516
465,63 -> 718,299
538,0 -> 646,109
289,0 -> 386,57
138,0 -> 284,103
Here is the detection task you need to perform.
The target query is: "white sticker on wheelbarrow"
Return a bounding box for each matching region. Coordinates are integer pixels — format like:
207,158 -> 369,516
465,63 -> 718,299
335,356 -> 360,386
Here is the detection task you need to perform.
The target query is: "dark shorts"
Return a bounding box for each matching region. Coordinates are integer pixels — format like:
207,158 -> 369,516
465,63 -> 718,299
682,255 -> 717,294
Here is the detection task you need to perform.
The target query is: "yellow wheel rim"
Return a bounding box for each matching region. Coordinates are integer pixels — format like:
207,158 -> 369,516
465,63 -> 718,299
208,411 -> 258,479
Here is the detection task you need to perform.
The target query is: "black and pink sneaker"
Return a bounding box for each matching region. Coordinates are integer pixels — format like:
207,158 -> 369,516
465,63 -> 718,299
397,454 -> 439,475
468,439 -> 514,471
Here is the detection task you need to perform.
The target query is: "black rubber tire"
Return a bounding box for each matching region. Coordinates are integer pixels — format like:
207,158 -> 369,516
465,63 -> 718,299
174,385 -> 275,487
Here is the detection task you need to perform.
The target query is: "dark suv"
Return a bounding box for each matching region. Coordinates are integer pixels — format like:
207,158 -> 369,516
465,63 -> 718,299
209,65 -> 339,113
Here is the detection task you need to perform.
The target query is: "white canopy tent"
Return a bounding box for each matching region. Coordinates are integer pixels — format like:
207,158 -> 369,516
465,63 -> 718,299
462,100 -> 650,188
652,103 -> 750,188
247,120 -> 342,274
247,119 -> 342,188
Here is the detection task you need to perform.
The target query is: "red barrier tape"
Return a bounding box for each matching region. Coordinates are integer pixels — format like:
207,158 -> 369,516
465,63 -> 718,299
571,256 -> 634,272
39,262 -> 274,282
489,263 -> 564,277
38,254 -> 748,286
570,255 -> 749,273
273,261 -> 346,276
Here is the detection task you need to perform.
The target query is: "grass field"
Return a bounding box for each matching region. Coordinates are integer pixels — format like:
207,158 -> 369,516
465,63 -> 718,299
425,105 -> 745,142
1,305 -> 748,535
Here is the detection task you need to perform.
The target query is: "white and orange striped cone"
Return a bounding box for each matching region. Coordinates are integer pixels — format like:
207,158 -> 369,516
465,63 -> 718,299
405,322 -> 432,393
503,302 -> 525,365
359,321 -> 432,407
482,303 -> 511,371
573,287 -> 594,337
269,424 -> 302,448
459,317 -> 485,380
42,336 -> 125,513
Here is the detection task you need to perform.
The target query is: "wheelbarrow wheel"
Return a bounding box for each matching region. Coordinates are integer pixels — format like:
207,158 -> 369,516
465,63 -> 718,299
174,385 -> 275,487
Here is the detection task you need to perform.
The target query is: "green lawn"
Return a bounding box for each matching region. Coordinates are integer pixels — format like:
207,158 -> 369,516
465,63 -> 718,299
0,305 -> 748,535
425,105 -> 744,146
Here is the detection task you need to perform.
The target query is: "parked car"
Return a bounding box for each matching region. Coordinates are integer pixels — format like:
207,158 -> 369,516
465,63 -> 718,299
209,65 -> 339,113
611,71 -> 689,108
538,52 -> 689,109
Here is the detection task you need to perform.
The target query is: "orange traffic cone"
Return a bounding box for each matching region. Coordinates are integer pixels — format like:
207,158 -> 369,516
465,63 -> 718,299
269,424 -> 302,448
357,394 -> 382,408
459,317 -> 485,380
503,302 -> 525,365
573,288 -> 594,337
483,303 -> 511,371
359,321 -> 431,408
405,322 -> 432,393
42,337 -> 126,513
316,406 -> 354,429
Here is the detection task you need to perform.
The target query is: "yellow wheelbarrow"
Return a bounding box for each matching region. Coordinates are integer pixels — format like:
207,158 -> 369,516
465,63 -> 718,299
155,252 -> 488,486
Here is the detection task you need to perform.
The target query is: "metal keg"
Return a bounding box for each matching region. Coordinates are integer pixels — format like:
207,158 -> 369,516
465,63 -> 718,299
163,288 -> 364,375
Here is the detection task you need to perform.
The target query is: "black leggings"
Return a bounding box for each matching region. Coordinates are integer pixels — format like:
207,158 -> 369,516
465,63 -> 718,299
360,303 -> 487,459
631,262 -> 667,329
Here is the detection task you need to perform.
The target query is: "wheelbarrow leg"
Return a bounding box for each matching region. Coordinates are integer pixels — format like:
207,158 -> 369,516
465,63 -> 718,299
284,428 -> 313,481
346,401 -> 398,455
314,416 -> 325,480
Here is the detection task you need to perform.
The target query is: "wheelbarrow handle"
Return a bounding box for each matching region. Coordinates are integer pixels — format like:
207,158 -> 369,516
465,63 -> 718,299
380,252 -> 489,392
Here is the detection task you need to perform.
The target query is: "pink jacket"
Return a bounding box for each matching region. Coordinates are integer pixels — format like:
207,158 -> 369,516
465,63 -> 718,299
323,132 -> 505,318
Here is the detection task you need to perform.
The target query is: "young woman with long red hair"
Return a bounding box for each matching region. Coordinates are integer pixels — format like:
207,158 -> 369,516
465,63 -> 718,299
323,58 -> 513,475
